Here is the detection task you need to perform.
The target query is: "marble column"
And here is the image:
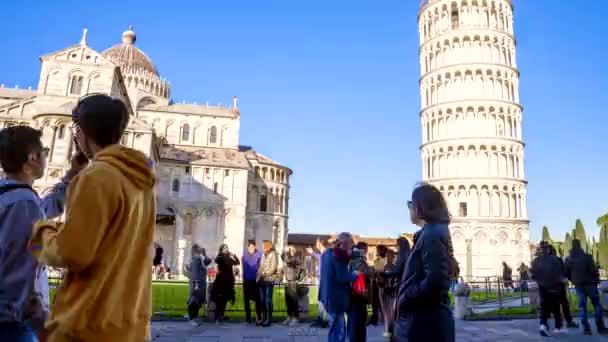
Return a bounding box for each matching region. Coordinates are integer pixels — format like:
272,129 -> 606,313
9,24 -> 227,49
66,128 -> 74,162
173,211 -> 186,279
48,125 -> 58,163
466,239 -> 473,281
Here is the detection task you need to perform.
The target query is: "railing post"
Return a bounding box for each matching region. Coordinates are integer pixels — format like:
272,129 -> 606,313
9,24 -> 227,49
497,276 -> 503,310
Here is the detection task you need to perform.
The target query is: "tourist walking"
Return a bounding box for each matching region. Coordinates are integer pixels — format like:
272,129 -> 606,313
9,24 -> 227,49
242,240 -> 263,325
186,244 -> 212,325
257,240 -> 279,327
0,126 -> 84,341
565,239 -> 607,335
530,241 -> 564,337
211,244 -> 240,324
320,232 -> 359,342
369,245 -> 388,326
517,262 -> 529,292
348,242 -> 372,342
394,183 -> 455,342
502,262 -> 513,291
548,245 -> 577,329
30,94 -> 156,341
282,246 -> 303,326
308,239 -> 329,328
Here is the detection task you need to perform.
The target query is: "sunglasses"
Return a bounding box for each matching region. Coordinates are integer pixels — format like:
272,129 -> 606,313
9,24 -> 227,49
407,200 -> 413,209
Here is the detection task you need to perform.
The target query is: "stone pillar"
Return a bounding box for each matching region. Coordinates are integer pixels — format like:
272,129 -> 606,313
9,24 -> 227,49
173,211 -> 185,279
48,125 -> 58,163
466,239 -> 473,281
66,128 -> 74,162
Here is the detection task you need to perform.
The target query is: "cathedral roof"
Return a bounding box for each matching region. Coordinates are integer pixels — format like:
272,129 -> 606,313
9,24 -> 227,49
0,87 -> 36,100
239,145 -> 292,173
102,26 -> 159,77
160,145 -> 249,168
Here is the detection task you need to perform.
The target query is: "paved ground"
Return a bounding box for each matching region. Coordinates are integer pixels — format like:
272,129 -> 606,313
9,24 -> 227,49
151,319 -> 608,341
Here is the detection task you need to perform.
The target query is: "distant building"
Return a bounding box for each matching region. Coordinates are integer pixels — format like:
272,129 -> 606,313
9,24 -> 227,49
0,26 -> 292,278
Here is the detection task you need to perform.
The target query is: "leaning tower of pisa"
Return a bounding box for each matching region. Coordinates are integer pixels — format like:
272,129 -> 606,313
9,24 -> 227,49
417,0 -> 530,279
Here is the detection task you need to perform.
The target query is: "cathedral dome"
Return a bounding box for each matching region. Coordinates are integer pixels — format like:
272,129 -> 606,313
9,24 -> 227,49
102,26 -> 159,76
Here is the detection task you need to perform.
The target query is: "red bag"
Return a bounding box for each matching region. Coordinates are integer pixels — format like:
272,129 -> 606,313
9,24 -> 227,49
352,273 -> 367,296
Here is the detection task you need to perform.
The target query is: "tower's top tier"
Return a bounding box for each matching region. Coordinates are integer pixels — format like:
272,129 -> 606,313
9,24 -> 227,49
420,0 -> 512,11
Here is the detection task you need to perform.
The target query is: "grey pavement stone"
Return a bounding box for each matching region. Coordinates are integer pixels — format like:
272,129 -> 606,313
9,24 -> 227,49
151,319 -> 608,341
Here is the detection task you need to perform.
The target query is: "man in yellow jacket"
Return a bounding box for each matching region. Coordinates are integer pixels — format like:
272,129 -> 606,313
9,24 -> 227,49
29,94 -> 156,342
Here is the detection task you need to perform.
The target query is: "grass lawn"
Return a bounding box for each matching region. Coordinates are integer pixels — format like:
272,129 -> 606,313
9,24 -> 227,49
52,280 -> 320,320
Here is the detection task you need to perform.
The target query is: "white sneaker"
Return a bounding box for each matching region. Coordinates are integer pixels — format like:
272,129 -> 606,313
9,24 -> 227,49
189,320 -> 199,327
282,318 -> 291,325
558,327 -> 568,333
289,318 -> 299,326
540,325 -> 550,337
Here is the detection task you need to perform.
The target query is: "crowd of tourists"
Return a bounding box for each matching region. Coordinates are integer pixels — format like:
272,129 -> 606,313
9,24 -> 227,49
531,239 -> 607,337
0,93 -> 604,342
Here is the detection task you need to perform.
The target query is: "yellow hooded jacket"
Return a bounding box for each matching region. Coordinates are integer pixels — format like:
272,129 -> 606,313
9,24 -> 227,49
30,145 -> 156,342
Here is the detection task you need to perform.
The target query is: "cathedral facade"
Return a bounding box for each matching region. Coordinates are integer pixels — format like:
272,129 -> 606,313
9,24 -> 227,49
0,27 -> 291,277
417,0 -> 530,278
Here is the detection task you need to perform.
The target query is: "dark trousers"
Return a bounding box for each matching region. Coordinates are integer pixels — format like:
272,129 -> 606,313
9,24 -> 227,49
558,284 -> 573,324
243,280 -> 262,322
285,283 -> 299,318
0,322 -> 35,342
539,287 -> 562,329
348,303 -> 368,342
188,303 -> 202,320
259,283 -> 274,322
215,299 -> 227,321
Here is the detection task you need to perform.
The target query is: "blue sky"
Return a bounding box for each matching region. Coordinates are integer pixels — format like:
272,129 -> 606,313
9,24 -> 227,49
1,1 -> 607,242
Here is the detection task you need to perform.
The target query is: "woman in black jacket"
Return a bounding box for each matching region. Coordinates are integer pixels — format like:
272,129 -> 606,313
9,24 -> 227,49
394,183 -> 454,342
211,244 -> 240,324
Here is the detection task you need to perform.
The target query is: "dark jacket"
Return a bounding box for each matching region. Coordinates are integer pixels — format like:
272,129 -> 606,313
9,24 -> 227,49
319,248 -> 357,314
189,255 -> 212,285
395,223 -> 454,342
530,253 -> 563,291
565,247 -> 599,287
188,255 -> 211,304
393,238 -> 411,279
349,248 -> 372,305
211,253 -> 239,303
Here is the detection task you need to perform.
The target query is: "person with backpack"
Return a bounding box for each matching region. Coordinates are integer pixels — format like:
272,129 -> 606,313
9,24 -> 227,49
348,242 -> 372,342
565,239 -> 608,335
0,125 -> 85,341
185,244 -> 212,326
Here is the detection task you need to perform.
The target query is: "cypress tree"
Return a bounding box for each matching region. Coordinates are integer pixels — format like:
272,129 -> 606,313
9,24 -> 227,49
542,226 -> 552,243
598,214 -> 608,269
575,219 -> 588,252
564,233 -> 573,256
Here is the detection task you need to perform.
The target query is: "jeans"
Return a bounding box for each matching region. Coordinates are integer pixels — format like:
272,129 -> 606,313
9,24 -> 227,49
318,301 -> 328,321
0,322 -> 36,342
575,285 -> 604,328
188,303 -> 202,320
259,283 -> 274,322
348,303 -> 368,342
243,280 -> 261,322
328,311 -> 347,342
539,287 -> 562,329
